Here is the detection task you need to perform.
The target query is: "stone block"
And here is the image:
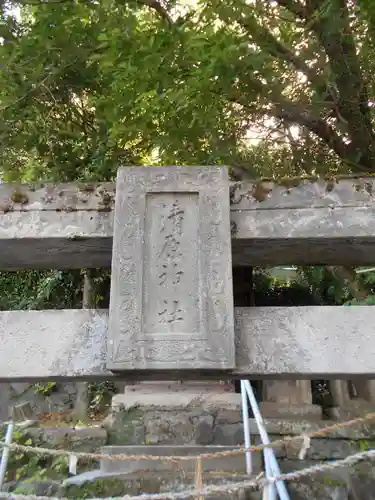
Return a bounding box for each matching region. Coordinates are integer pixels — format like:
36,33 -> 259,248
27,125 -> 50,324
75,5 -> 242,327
215,409 -> 243,424
144,414 -> 195,445
284,437 -> 375,460
106,408 -> 145,446
7,480 -> 61,497
4,177 -> 375,271
61,470 -> 259,500
248,418 -> 375,440
191,415 -> 214,445
28,426 -> 107,453
253,434 -> 286,458
112,392 -> 210,411
213,424 -> 244,446
107,166 -> 235,371
5,308 -> 375,380
259,402 -> 322,420
99,445 -> 260,475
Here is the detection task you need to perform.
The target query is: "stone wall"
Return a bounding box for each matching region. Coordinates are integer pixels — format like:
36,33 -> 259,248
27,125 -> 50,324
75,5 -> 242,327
2,397 -> 375,499
0,382 -> 79,422
100,394 -> 375,499
0,381 -> 126,423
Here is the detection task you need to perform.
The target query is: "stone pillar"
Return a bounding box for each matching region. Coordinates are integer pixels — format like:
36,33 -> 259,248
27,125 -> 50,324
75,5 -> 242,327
328,379 -> 375,419
108,167 -> 237,404
329,380 -> 352,407
260,380 -> 321,419
351,378 -> 375,402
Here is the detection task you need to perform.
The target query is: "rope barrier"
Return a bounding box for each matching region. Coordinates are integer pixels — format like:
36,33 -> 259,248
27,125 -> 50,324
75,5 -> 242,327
0,448 -> 374,500
1,412 -> 375,499
1,412 -> 375,463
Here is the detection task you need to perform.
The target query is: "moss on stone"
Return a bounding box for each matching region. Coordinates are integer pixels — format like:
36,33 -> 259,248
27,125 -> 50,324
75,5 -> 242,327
62,478 -> 126,499
107,407 -> 145,445
320,475 -> 346,487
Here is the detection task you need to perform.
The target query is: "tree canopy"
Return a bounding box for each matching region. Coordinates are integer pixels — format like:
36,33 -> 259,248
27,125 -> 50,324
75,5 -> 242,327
1,0 -> 375,305
1,0 -> 375,304
0,0 -> 375,182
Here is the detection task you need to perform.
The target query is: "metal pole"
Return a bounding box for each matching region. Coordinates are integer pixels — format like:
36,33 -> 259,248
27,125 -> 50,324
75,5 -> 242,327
263,448 -> 277,500
0,421 -> 14,490
240,380 -> 252,475
244,380 -> 291,500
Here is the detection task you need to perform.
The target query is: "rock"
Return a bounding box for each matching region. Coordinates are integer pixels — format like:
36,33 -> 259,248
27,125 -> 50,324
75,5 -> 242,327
285,437 -> 374,460
28,426 -> 107,452
216,409 -> 242,424
60,476 -> 127,499
106,407 -> 145,445
144,414 -> 195,445
213,424 -> 244,445
59,471 -> 256,499
192,414 -> 214,444
13,479 -> 60,496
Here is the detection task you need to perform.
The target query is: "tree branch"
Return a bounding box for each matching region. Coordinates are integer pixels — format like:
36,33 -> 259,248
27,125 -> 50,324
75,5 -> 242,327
136,0 -> 173,25
270,99 -> 353,164
305,0 -> 374,169
223,5 -> 327,96
274,0 -> 307,19
224,85 -> 363,169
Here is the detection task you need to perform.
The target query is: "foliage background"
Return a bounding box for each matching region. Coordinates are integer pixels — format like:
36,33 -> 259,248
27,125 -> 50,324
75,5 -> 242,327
1,0 -> 375,410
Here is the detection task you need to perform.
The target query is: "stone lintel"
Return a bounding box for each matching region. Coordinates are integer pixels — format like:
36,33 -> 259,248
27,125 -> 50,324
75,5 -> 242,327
1,175 -> 375,269
124,381 -> 232,393
1,307 -> 375,381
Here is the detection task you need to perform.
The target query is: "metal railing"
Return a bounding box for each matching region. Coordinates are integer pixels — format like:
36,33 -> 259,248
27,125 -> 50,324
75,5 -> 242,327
240,380 -> 291,500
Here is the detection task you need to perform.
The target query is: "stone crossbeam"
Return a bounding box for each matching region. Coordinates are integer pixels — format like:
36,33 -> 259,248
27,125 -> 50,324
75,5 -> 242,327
1,306 -> 374,381
1,175 -> 375,269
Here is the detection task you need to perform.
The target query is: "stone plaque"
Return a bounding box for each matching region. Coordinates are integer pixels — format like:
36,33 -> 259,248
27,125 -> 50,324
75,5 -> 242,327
107,166 -> 235,370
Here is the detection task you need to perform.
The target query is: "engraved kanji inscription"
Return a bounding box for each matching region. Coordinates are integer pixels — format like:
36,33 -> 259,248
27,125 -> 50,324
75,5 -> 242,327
143,192 -> 200,335
157,200 -> 184,286
158,299 -> 183,324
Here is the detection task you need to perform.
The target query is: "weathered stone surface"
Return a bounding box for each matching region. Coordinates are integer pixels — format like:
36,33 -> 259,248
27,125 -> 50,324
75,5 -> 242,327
278,460 -> 375,500
248,418 -> 375,440
259,402 -> 322,419
284,437 -> 375,460
215,409 -> 243,424
140,409 -> 215,445
2,175 -> 375,270
235,306 -> 375,377
112,392 -> 242,410
99,445 -> 257,475
60,471 -> 256,500
213,424 -> 244,445
9,479 -> 61,497
0,309 -> 110,381
27,426 -> 107,452
193,415 -> 215,444
144,415 -> 196,445
107,166 -> 234,371
104,407 -> 145,446
3,307 -> 375,380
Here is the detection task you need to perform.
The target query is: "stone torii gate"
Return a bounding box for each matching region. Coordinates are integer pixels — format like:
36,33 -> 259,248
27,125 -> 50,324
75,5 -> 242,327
1,166 -> 375,417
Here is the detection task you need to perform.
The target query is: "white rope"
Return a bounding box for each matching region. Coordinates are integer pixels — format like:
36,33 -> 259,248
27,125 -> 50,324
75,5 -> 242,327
2,411 -> 375,463
0,448 -> 374,500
